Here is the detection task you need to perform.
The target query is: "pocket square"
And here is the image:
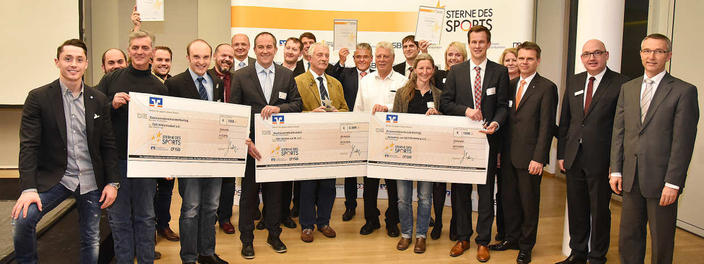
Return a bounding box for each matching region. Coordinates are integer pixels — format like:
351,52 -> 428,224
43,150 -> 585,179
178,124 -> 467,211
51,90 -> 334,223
94,114 -> 100,119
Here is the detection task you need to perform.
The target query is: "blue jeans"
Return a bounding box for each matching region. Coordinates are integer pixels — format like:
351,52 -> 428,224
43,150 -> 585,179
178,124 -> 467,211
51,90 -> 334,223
154,178 -> 175,229
13,184 -> 101,264
107,160 -> 156,264
397,180 -> 433,238
178,178 -> 221,262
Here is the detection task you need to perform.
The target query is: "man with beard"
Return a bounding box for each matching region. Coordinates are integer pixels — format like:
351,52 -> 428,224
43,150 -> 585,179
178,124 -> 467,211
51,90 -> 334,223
152,46 -> 172,82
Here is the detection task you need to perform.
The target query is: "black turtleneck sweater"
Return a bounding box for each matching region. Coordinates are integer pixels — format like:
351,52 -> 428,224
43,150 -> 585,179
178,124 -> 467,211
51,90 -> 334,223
96,65 -> 168,159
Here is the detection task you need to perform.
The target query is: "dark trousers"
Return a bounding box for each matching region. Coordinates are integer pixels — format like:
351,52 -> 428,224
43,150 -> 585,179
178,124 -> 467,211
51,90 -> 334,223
453,148 -> 498,246
344,177 -> 359,209
619,174 -> 677,264
239,156 -> 282,243
495,166 -> 505,240
362,177 -> 399,225
299,179 -> 336,230
279,181 -> 294,219
565,148 -> 612,264
432,182 -> 447,228
217,177 -> 234,224
155,178 -> 175,229
502,161 -> 542,252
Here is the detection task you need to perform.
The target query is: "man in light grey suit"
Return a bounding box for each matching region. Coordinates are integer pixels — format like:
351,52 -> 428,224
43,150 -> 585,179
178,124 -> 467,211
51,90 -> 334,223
610,33 -> 699,264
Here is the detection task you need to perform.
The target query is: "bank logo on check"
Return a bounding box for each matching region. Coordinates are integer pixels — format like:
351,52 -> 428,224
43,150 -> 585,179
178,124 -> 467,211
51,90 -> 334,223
272,115 -> 285,124
149,97 -> 163,108
385,114 -> 398,123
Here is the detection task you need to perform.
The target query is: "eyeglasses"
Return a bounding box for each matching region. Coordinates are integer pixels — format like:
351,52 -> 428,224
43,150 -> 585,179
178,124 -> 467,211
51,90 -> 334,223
640,49 -> 669,55
581,50 -> 606,58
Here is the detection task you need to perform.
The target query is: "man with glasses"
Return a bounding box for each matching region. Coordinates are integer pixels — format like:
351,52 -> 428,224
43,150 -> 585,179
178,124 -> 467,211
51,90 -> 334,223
556,39 -> 627,264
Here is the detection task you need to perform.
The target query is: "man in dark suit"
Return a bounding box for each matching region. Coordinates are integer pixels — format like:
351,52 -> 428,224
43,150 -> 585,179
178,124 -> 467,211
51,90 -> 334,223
13,39 -> 119,263
440,25 -> 509,262
328,42 -> 373,221
393,35 -> 419,77
231,33 -> 257,72
492,41 -> 557,264
230,32 -> 302,259
282,37 -> 304,76
556,39 -> 627,264
165,39 -> 228,264
610,33 -> 698,264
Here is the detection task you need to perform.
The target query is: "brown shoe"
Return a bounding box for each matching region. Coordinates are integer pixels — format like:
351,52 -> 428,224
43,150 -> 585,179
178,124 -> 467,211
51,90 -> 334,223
319,225 -> 336,238
301,229 -> 314,243
157,227 -> 180,241
413,238 -> 426,253
397,238 -> 412,251
477,245 -> 490,262
219,222 -> 235,234
449,240 -> 471,257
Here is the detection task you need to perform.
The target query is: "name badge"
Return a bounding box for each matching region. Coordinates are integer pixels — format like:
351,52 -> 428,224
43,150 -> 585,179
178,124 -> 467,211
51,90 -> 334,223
279,92 -> 287,99
486,87 -> 496,96
427,101 -> 435,109
574,90 -> 584,96
508,100 -> 513,107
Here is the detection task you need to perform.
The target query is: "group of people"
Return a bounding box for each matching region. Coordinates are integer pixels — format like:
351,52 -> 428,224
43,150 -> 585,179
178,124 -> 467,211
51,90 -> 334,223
10,9 -> 698,264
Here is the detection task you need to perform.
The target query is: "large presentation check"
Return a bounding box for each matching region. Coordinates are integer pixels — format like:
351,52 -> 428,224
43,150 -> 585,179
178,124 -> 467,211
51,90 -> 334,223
368,113 -> 489,184
254,112 -> 368,182
127,92 -> 251,178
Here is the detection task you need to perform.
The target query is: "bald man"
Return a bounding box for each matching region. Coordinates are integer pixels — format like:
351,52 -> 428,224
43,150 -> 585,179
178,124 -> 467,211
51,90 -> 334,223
231,33 -> 256,72
101,48 -> 127,74
556,39 -> 627,264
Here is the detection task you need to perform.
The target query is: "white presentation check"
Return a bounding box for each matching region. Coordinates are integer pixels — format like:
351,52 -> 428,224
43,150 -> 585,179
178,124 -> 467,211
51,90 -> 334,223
127,92 -> 251,178
254,112 -> 368,182
368,112 -> 489,184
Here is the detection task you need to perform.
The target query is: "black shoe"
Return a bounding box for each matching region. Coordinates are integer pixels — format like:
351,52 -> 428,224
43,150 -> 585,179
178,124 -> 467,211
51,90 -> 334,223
489,240 -> 519,251
517,250 -> 532,264
241,242 -> 255,259
449,232 -> 458,241
256,220 -> 265,230
386,223 -> 400,237
342,208 -> 355,221
267,236 -> 287,253
198,254 -> 229,264
254,209 -> 261,220
281,217 -> 297,229
291,205 -> 299,218
359,221 -> 381,235
555,254 -> 586,264
430,225 -> 442,240
429,217 -> 435,227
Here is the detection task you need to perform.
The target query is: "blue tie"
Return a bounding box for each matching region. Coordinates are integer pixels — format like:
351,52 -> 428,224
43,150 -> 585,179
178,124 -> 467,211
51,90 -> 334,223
197,77 -> 208,100
317,76 -> 329,101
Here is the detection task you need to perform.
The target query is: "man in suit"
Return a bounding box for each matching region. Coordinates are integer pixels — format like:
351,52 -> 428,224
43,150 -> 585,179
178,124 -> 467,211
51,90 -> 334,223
231,33 -> 257,72
439,25 -> 509,262
165,39 -> 228,264
230,32 -> 302,259
329,42 -> 373,221
556,39 -> 627,264
101,48 -> 127,74
610,33 -> 698,264
12,38 -> 119,264
295,42 -> 349,243
282,37 -> 304,76
492,41 -> 557,264
393,35 -> 419,77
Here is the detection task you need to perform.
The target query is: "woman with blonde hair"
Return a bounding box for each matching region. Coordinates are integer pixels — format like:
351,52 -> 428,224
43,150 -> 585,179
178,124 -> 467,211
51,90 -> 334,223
499,48 -> 519,80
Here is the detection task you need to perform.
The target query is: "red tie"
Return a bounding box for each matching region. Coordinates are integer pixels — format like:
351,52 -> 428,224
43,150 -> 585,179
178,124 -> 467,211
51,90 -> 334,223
473,66 -> 482,110
584,76 -> 595,114
360,71 -> 367,77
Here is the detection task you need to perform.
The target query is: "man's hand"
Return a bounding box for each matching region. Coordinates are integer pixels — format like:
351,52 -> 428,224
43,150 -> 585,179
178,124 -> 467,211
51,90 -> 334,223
338,48 -> 349,65
425,108 -> 439,115
609,175 -> 622,194
558,159 -> 565,172
465,107 -> 483,121
12,191 -> 41,219
528,160 -> 543,175
372,104 -> 388,114
659,186 -> 678,206
131,6 -> 142,32
479,122 -> 498,134
312,106 -> 326,112
112,92 -> 130,109
260,105 -> 281,119
100,185 -> 118,209
418,40 -> 430,53
246,138 -> 261,161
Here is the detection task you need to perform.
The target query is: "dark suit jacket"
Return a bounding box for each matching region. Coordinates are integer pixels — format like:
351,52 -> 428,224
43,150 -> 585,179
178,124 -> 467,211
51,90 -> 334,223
230,63 -> 303,139
207,68 -> 233,102
504,73 -> 558,169
558,68 -> 626,171
230,57 -> 257,73
292,60 -> 305,78
440,59 -> 510,146
610,73 -> 698,197
393,61 -> 407,76
19,79 -> 119,192
166,69 -> 224,102
328,62 -> 374,111
434,69 -> 448,91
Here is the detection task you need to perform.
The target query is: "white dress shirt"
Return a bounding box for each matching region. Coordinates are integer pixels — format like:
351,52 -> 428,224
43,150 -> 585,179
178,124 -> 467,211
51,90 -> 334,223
310,70 -> 330,102
582,68 -> 607,107
235,58 -> 249,71
515,72 -> 537,101
353,70 -> 407,112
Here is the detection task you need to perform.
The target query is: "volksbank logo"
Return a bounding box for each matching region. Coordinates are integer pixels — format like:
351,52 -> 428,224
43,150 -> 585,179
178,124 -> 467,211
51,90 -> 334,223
149,97 -> 163,107
272,115 -> 285,124
385,114 -> 398,123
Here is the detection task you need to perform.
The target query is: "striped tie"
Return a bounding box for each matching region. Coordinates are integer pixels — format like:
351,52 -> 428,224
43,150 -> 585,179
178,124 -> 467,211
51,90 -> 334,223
473,66 -> 482,110
197,77 -> 208,100
640,78 -> 655,122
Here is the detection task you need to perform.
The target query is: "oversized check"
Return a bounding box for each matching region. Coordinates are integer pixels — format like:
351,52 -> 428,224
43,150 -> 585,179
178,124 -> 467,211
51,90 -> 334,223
254,112 -> 368,182
127,92 -> 251,178
368,113 -> 489,184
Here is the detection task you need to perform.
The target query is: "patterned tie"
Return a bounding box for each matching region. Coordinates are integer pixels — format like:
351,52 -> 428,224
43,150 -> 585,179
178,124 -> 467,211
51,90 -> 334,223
584,76 -> 595,114
238,61 -> 246,70
473,66 -> 482,110
360,71 -> 367,78
317,76 -> 329,101
197,77 -> 208,100
515,79 -> 527,108
640,78 -> 655,122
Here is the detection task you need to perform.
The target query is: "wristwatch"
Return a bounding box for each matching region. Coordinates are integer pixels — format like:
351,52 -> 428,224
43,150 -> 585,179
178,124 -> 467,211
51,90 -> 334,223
109,182 -> 121,190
